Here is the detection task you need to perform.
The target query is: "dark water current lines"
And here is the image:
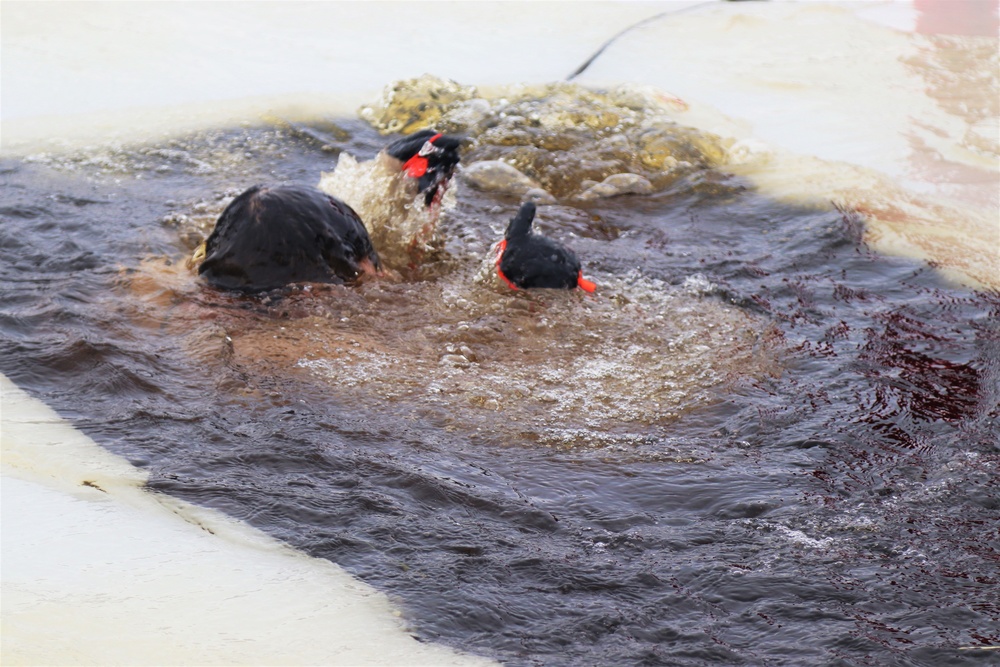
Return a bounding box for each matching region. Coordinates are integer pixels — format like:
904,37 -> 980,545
1,119 -> 998,667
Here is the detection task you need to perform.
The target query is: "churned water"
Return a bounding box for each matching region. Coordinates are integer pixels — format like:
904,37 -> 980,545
2,73 -> 997,666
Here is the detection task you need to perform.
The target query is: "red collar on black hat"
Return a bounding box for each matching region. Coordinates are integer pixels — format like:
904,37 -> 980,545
494,239 -> 519,290
494,238 -> 597,292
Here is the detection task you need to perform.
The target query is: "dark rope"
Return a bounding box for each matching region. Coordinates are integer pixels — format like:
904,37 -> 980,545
566,1 -> 747,81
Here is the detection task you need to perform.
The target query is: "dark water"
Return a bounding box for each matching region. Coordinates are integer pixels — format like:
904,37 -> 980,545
1,117 -> 998,666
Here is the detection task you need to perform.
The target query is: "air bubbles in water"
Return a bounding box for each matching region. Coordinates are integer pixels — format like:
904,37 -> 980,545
275,269 -> 777,451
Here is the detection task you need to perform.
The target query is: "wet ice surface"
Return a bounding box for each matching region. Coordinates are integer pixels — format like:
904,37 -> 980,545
1,85 -> 998,666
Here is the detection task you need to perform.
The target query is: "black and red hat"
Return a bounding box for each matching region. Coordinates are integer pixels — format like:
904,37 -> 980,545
385,129 -> 462,207
495,202 -> 596,292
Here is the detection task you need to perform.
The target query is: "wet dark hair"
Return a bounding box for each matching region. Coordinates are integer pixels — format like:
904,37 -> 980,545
198,184 -> 380,292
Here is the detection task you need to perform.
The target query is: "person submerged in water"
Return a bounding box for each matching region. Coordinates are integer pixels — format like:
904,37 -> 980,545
197,184 -> 381,292
494,202 -> 597,292
196,130 -> 462,292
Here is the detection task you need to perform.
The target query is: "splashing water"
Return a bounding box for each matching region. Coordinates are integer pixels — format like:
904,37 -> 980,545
318,151 -> 457,273
128,81 -> 780,452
